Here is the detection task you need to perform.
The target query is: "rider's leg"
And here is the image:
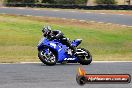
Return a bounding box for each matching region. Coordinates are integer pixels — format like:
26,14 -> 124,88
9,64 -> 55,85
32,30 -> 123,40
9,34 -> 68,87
60,37 -> 76,53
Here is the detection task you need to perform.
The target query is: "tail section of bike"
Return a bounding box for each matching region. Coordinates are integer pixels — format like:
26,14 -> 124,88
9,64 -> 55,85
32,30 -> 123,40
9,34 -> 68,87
71,39 -> 82,47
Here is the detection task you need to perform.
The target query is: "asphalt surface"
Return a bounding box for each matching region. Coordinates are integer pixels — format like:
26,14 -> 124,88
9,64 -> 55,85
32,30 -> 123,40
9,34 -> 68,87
0,62 -> 131,88
0,7 -> 132,26
0,7 -> 132,88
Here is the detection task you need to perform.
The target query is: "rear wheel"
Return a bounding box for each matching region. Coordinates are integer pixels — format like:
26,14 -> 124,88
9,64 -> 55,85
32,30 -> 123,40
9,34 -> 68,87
77,48 -> 92,65
38,48 -> 57,66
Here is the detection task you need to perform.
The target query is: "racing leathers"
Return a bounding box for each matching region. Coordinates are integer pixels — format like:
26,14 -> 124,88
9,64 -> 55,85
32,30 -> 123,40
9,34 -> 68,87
44,30 -> 76,53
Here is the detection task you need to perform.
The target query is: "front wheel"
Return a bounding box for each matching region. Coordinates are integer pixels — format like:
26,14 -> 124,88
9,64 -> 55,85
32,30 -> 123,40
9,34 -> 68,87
77,48 -> 92,65
38,48 -> 57,66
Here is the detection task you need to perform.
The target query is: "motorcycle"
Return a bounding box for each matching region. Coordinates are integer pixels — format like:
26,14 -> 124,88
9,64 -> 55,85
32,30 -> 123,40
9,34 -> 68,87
37,36 -> 92,66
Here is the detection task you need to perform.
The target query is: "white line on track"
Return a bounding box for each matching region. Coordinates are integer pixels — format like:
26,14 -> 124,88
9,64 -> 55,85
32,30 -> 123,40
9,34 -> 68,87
121,25 -> 127,27
128,26 -> 132,27
98,22 -> 104,24
118,14 -> 124,15
20,61 -> 132,64
79,20 -> 86,22
99,13 -> 106,14
1,7 -> 132,16
1,13 -> 132,27
93,61 -> 132,63
70,11 -> 76,12
34,8 -> 40,10
1,7 -> 7,8
85,12 -> 92,13
61,18 -> 66,20
18,7 -> 25,9
106,23 -> 112,25
90,21 -> 95,23
26,15 -> 32,16
53,10 -> 60,11
20,62 -> 41,64
71,19 -> 76,21
0,61 -> 132,64
1,13 -> 6,14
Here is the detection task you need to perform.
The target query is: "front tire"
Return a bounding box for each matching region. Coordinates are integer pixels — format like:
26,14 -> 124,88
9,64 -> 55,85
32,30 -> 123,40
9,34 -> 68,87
38,48 -> 57,66
77,48 -> 92,65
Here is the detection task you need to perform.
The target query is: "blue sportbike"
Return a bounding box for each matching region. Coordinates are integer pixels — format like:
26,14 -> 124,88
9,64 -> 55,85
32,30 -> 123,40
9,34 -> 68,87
37,36 -> 92,66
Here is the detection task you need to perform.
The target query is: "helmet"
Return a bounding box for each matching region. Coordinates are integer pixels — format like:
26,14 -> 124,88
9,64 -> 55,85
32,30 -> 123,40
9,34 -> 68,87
42,26 -> 51,37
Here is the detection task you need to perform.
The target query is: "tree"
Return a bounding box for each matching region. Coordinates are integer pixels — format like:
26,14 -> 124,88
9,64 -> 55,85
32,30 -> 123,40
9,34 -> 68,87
54,0 -> 74,4
4,0 -> 36,3
41,0 -> 55,4
75,0 -> 87,5
40,0 -> 87,4
95,0 -> 117,5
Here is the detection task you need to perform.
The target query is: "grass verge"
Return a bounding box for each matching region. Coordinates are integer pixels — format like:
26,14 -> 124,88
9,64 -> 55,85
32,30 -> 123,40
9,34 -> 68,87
0,14 -> 132,63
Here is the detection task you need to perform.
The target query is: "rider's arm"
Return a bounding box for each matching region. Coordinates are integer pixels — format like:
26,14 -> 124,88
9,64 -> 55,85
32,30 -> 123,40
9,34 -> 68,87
52,30 -> 64,39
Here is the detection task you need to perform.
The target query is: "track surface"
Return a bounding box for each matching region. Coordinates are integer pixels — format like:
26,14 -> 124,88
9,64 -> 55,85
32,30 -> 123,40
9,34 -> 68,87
0,62 -> 131,88
0,7 -> 132,26
0,7 -> 132,88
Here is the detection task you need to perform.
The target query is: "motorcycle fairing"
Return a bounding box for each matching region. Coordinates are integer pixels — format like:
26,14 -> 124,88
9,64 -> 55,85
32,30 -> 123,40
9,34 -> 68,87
38,38 -> 78,62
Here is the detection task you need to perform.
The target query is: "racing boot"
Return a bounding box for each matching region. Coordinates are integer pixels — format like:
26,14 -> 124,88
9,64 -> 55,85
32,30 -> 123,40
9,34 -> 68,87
67,46 -> 76,56
67,48 -> 73,56
70,46 -> 76,54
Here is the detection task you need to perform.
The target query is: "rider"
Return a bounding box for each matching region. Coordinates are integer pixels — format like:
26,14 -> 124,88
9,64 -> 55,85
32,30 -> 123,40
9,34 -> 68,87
42,26 -> 76,54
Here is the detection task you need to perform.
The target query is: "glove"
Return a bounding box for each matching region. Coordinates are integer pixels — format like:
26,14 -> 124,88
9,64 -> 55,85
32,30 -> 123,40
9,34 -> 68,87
50,36 -> 56,40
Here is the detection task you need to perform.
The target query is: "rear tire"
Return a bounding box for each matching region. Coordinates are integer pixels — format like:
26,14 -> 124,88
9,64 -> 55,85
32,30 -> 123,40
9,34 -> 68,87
38,48 -> 57,66
77,48 -> 92,65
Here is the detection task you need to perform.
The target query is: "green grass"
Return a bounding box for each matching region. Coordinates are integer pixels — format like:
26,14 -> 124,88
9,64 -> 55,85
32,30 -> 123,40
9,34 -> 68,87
0,14 -> 132,63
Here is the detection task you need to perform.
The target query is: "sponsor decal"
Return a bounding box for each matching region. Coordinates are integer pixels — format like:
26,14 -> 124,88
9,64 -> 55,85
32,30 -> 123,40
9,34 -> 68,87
76,67 -> 131,85
64,58 -> 75,60
50,43 -> 56,48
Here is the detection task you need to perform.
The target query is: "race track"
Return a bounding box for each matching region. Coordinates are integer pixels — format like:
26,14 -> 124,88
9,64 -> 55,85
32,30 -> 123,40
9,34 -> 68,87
0,7 -> 132,26
0,7 -> 132,88
0,62 -> 131,88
